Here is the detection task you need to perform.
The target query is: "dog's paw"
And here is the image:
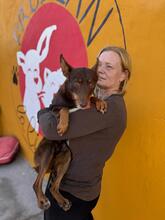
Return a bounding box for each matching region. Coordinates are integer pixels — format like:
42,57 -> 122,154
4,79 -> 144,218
57,123 -> 68,136
59,199 -> 72,211
39,197 -> 51,210
96,100 -> 108,114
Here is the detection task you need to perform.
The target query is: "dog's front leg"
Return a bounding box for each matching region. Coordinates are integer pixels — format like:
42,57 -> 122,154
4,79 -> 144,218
57,107 -> 69,135
90,97 -> 108,114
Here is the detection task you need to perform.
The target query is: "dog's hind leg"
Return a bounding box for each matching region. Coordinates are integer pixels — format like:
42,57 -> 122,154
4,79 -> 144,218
33,144 -> 55,210
50,148 -> 72,211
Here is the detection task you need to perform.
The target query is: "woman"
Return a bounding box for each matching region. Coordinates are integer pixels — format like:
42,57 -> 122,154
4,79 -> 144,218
38,46 -> 132,220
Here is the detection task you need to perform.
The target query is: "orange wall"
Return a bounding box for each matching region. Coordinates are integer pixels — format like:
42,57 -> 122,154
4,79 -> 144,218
0,1 -> 165,219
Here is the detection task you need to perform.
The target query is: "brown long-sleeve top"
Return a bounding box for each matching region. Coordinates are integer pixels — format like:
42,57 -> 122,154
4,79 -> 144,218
38,94 -> 127,201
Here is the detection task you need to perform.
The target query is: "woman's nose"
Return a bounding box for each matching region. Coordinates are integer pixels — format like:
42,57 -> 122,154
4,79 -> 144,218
97,68 -> 105,75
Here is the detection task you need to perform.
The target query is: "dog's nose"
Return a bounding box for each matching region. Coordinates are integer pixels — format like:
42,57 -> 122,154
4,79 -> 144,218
80,103 -> 87,108
80,102 -> 90,109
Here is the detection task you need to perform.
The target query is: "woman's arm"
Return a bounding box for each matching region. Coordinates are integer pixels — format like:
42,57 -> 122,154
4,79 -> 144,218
38,97 -> 124,140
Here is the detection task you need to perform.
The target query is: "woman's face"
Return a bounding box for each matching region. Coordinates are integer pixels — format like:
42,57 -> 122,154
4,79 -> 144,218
97,50 -> 127,91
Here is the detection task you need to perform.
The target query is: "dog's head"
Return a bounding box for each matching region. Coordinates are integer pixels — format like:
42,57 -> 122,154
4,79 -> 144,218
60,54 -> 98,108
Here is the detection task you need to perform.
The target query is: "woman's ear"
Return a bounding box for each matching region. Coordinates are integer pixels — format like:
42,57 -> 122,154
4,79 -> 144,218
120,69 -> 129,82
60,54 -> 73,77
119,70 -> 129,92
124,69 -> 129,80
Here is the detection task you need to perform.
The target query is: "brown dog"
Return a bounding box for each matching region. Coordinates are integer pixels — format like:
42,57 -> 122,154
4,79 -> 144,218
33,55 -> 107,211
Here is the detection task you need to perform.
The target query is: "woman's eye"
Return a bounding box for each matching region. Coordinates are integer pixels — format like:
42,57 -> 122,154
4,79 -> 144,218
106,65 -> 112,69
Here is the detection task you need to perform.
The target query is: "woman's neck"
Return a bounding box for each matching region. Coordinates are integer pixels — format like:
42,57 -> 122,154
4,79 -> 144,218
95,86 -> 122,99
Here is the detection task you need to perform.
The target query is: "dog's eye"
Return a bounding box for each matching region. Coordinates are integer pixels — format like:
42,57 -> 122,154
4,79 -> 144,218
89,83 -> 94,88
87,80 -> 94,87
74,82 -> 80,87
78,79 -> 83,84
74,79 -> 82,86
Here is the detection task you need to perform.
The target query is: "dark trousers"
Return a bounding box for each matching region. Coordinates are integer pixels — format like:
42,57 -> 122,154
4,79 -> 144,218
44,183 -> 99,220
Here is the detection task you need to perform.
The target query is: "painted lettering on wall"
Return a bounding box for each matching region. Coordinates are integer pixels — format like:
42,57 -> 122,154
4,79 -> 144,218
13,0 -> 126,47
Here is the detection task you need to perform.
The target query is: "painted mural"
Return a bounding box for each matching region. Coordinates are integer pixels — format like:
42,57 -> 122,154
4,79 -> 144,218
11,0 -> 125,152
2,1 -> 164,219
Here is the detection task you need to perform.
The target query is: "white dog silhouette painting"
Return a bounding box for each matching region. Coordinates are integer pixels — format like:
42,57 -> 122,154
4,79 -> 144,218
42,68 -> 66,107
17,25 -> 57,132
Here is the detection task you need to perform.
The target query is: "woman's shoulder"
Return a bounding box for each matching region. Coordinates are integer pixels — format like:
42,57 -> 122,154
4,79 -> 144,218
107,94 -> 125,104
106,94 -> 127,118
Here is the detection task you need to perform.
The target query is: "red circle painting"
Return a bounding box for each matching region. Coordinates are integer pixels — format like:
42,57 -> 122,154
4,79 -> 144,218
17,3 -> 88,132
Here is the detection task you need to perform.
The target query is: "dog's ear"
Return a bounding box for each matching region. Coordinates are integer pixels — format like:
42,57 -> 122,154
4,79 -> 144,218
91,58 -> 98,72
60,54 -> 73,77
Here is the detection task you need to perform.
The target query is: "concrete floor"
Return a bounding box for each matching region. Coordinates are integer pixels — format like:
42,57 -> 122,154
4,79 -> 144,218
0,152 -> 46,220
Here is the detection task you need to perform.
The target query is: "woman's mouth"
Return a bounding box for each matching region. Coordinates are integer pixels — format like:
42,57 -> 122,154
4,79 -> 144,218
98,77 -> 106,81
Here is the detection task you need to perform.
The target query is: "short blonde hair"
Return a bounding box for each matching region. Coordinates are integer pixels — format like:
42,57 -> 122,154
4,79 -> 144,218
98,46 -> 132,79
